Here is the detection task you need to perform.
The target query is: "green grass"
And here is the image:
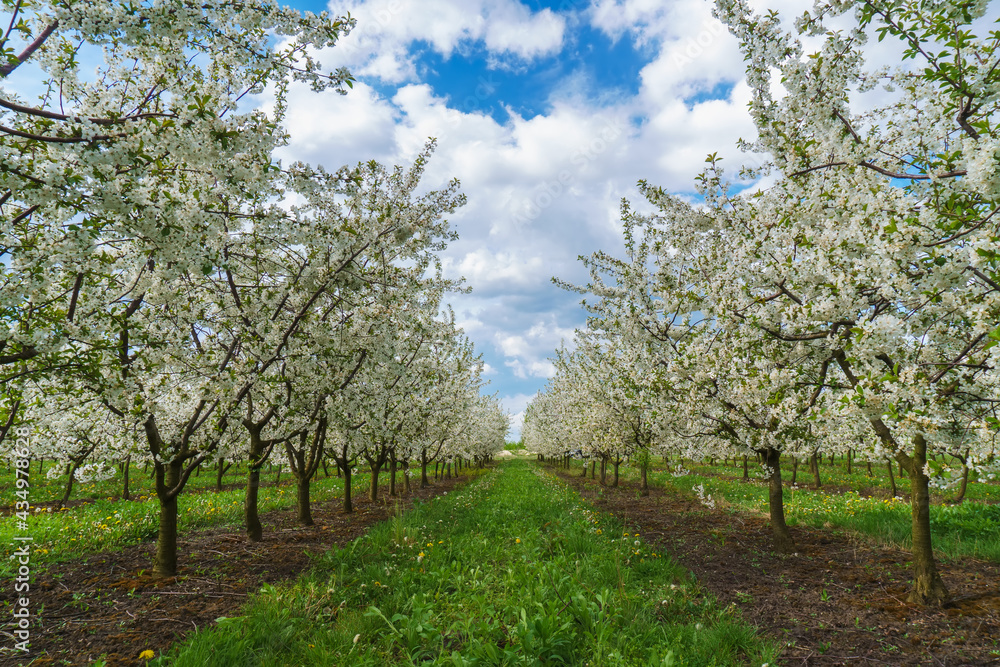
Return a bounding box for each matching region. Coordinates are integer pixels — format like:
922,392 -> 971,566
594,457 -> 1000,563
153,460 -> 778,666
0,467 -> 357,578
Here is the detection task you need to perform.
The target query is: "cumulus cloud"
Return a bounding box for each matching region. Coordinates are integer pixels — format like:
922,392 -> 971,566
272,0 -> 784,422
504,392 -> 538,438
322,0 -> 567,85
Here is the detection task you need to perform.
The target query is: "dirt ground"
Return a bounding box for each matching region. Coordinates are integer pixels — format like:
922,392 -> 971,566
0,474 -> 467,667
554,467 -> 1000,666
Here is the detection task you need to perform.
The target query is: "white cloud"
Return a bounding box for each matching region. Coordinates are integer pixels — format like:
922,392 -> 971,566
323,0 -> 567,85
272,0 -> 790,424
443,249 -> 547,293
483,6 -> 565,61
495,317 -> 575,380
502,392 -> 537,438
505,358 -> 556,380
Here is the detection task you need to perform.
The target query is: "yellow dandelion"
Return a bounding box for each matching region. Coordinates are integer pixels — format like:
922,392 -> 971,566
139,649 -> 155,660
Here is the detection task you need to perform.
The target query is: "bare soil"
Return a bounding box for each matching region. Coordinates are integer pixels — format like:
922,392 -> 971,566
555,466 -> 1000,666
1,474 -> 467,667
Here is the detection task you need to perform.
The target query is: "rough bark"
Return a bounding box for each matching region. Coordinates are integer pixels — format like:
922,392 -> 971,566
953,452 -> 969,504
810,451 -> 822,489
369,461 -> 381,502
153,460 -> 182,579
59,462 -> 78,509
296,474 -> 313,526
244,423 -> 268,543
340,460 -> 353,513
216,458 -> 230,492
764,448 -> 795,553
389,453 -> 397,497
902,436 -> 950,605
421,449 -> 430,488
122,457 -> 131,500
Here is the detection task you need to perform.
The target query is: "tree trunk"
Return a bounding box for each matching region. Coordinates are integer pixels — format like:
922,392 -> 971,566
742,455 -> 749,481
764,448 -> 795,553
403,461 -> 411,494
216,458 -> 226,492
296,475 -> 313,526
846,449 -> 852,475
887,460 -> 897,498
369,461 -> 381,501
612,458 -> 620,487
153,460 -> 182,579
60,461 -> 78,509
590,460 -> 596,479
245,463 -> 263,542
121,454 -> 131,501
902,435 -> 949,605
389,453 -> 397,497
245,425 -> 268,543
580,462 -> 587,477
810,452 -> 822,489
341,461 -> 353,513
639,463 -> 649,497
599,456 -> 607,485
421,450 -> 430,488
954,462 -> 969,504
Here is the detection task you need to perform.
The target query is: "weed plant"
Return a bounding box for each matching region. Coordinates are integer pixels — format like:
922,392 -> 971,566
156,460 -> 778,666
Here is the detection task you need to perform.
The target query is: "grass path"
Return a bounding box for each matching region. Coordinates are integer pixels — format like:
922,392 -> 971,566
155,460 -> 778,666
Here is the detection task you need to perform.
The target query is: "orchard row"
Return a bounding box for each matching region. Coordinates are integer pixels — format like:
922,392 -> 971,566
525,0 -> 1000,607
0,2 -> 508,579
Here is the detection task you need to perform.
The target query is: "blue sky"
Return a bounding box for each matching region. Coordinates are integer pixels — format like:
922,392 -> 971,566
278,0 -> 771,436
